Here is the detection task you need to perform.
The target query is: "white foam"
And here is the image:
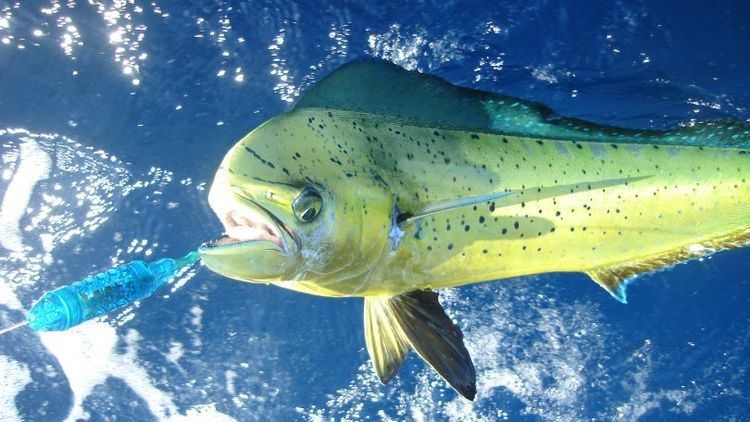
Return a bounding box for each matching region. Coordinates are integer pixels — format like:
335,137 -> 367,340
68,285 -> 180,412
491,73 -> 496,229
367,24 -> 468,72
165,341 -> 185,365
40,323 -> 163,421
266,22 -> 351,104
40,322 -> 235,421
0,137 -> 51,252
0,355 -> 31,421
302,279 -> 716,420
301,282 -> 689,420
530,65 -> 559,84
0,278 -> 22,310
612,340 -> 699,420
189,305 -> 204,348
225,369 -> 237,395
173,403 -> 236,422
0,129 -> 233,420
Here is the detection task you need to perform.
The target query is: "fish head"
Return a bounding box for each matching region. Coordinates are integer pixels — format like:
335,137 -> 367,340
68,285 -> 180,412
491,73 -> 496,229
199,112 -> 393,292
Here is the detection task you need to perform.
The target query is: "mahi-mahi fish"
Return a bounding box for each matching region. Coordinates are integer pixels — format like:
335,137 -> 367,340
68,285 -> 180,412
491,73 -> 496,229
198,60 -> 750,399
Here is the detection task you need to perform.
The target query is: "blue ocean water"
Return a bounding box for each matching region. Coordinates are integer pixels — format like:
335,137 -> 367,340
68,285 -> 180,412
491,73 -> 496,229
0,1 -> 749,420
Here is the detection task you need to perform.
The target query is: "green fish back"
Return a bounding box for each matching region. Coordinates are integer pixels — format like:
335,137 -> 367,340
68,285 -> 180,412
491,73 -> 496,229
294,59 -> 750,148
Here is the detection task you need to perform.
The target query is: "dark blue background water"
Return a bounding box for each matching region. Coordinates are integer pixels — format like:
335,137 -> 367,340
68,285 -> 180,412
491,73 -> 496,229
0,1 -> 748,420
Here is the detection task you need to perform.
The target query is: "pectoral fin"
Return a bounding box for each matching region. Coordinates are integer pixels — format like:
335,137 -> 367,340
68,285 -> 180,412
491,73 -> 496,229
364,297 -> 410,384
364,291 -> 477,400
402,191 -> 514,224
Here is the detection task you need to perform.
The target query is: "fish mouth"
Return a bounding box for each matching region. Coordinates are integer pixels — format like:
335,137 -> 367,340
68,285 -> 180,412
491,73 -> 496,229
199,182 -> 304,282
199,195 -> 299,255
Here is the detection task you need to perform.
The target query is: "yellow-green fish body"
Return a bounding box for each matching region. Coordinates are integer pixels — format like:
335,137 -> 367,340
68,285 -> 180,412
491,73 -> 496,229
199,61 -> 750,399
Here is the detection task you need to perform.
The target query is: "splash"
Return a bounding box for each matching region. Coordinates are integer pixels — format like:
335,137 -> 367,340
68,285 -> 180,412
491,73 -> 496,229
0,128 -> 130,305
303,281 -> 706,421
0,355 -> 31,421
40,323 -> 233,422
269,19 -> 352,103
367,24 -> 467,72
0,128 -> 231,421
0,137 -> 51,253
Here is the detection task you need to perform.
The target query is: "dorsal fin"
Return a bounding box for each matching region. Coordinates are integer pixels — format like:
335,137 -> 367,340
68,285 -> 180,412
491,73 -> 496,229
295,59 -> 750,148
294,59 -> 620,140
294,59 -> 497,132
661,121 -> 750,148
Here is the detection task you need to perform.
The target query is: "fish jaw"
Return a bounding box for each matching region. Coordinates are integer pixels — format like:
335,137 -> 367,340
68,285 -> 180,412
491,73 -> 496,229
200,239 -> 295,282
199,183 -> 301,283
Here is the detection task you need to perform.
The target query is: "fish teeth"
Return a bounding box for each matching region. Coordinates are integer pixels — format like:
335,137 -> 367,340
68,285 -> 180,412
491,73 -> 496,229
230,210 -> 256,228
227,225 -> 271,242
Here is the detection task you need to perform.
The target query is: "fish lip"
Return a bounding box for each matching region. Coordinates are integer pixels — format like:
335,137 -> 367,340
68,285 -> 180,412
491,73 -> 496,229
200,235 -> 274,252
200,193 -> 300,255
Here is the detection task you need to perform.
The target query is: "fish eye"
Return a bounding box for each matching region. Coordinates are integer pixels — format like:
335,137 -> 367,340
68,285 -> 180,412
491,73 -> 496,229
292,186 -> 323,223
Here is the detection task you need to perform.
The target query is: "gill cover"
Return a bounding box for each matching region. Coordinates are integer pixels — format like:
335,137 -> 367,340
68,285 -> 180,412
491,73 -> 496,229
201,110 -> 393,294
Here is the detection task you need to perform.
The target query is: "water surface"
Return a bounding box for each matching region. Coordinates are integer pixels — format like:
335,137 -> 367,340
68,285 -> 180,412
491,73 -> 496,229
0,1 -> 749,420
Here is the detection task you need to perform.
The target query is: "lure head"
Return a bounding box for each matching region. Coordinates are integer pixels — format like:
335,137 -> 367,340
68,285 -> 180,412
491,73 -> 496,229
199,111 -> 392,296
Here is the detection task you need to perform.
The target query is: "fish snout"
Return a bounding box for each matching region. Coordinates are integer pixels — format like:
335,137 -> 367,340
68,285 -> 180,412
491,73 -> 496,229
199,184 -> 300,283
